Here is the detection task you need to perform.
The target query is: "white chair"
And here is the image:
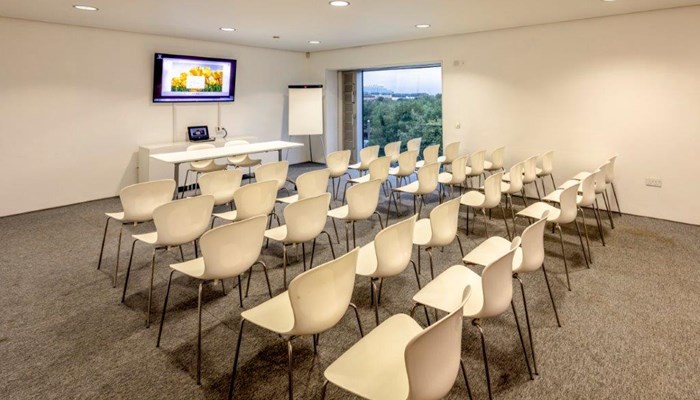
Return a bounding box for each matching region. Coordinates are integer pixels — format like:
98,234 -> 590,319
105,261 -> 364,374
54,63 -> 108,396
483,146 -> 505,174
211,180 -> 279,228
389,150 -> 418,188
413,198 -> 464,280
505,156 -> 542,201
438,155 -> 468,200
536,150 -> 556,194
328,179 -> 384,252
265,193 -> 336,288
349,145 -> 380,177
326,150 -> 352,199
322,287 -> 473,400
384,141 -> 401,163
516,184 -> 589,290
97,179 -> 175,287
390,162 -> 439,222
227,249 -> 363,400
407,137 -> 422,153
606,155 -> 622,216
225,140 -> 261,183
156,215 -> 271,384
121,195 -> 215,327
464,150 -> 486,189
462,213 -> 562,376
277,168 -> 330,205
415,144 -> 441,169
255,160 -> 290,194
501,161 -> 525,229
183,144 -> 227,197
437,141 -> 461,166
412,238 -> 534,400
460,172 -> 511,239
345,156 -> 392,200
198,169 -> 242,210
357,215 -> 420,326
594,161 -> 616,230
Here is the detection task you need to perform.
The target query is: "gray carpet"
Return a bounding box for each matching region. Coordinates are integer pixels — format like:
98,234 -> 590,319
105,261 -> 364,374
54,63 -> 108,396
1,163 -> 699,399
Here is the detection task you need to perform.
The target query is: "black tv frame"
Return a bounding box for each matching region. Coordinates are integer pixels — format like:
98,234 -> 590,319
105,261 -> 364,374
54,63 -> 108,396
153,53 -> 237,103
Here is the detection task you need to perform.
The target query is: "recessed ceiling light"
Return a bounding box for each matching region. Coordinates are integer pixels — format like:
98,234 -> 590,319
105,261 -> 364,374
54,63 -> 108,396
309,40 -> 321,44
415,24 -> 431,29
219,27 -> 236,32
73,5 -> 98,11
602,0 -> 616,2
273,35 -> 280,39
329,1 -> 350,6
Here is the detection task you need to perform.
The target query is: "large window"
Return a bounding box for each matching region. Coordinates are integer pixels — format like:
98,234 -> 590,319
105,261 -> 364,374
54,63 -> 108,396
361,65 -> 442,155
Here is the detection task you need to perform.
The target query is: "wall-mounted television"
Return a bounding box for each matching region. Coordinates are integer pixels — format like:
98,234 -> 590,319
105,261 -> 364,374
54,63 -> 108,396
153,53 -> 236,103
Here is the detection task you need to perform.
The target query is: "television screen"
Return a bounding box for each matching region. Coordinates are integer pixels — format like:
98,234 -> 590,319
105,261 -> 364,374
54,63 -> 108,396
153,53 -> 236,103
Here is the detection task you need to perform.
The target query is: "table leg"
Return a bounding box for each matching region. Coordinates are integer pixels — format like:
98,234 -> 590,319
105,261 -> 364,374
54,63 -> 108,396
173,163 -> 180,199
278,149 -> 283,161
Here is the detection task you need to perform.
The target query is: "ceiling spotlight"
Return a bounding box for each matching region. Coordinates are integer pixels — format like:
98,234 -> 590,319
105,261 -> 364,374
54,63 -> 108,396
329,1 -> 350,6
273,35 -> 281,39
602,0 -> 616,2
415,24 -> 431,29
309,40 -> 321,45
219,27 -> 236,32
73,5 -> 98,11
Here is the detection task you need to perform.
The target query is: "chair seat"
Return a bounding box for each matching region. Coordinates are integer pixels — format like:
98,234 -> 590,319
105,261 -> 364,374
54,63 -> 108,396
483,160 -> 495,170
558,179 -> 581,190
348,162 -> 366,170
133,231 -> 158,245
412,265 -> 483,317
535,167 -> 550,177
277,194 -> 300,204
464,166 -> 477,176
437,155 -> 447,163
500,181 -> 520,194
572,172 -> 589,181
324,314 -> 421,400
264,225 -> 288,242
191,162 -> 227,173
389,167 -> 412,178
170,257 -> 206,279
356,242 -> 379,277
229,157 -> 262,168
460,191 -> 485,208
516,202 -> 560,222
241,291 -> 295,334
349,174 -> 371,185
462,236 -> 512,266
544,189 -> 586,206
213,210 -> 238,222
412,218 -> 433,247
105,211 -> 127,222
502,172 -> 511,182
328,205 -> 350,220
395,181 -> 419,194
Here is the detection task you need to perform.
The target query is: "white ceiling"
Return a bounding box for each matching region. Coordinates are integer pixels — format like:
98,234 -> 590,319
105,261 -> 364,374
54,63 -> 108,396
2,0 -> 699,52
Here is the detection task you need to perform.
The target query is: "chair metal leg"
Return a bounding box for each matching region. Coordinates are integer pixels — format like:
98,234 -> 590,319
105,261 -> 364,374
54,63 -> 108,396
220,278 -> 227,295
227,319 -> 246,400
194,239 -> 199,258
579,208 -> 593,264
541,263 -> 562,327
610,182 -> 622,216
426,248 -> 435,280
602,191 -> 615,229
97,216 -> 112,270
348,303 -> 364,337
287,339 -> 294,400
594,200 -> 606,246
511,301 -> 534,380
482,209 -> 489,237
455,235 -> 465,257
533,181 -> 542,201
196,282 -> 204,384
178,245 -> 185,262
321,380 -> 329,400
145,248 -> 158,328
331,218 -> 340,245
237,275 -> 243,307
373,211 -> 384,229
156,270 -> 175,348
121,239 -> 138,303
113,224 -> 124,288
500,204 -> 511,240
555,225 -> 571,291
417,245 -> 422,275
574,219 -> 590,269
371,278 -> 380,326
472,320 -> 493,400
550,174 -> 556,193
321,230 -> 336,259
301,243 -> 307,271
282,245 -> 288,290
460,359 -> 474,400
344,222 -> 349,253
515,274 -> 538,375
352,221 -> 357,249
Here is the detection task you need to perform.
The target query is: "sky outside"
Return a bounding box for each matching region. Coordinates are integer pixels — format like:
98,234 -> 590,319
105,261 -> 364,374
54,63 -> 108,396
363,66 -> 442,95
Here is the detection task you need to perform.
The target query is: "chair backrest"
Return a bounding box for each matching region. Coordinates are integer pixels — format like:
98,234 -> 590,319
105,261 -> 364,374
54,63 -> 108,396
428,198 -> 460,247
578,172 -> 596,207
447,155 -> 468,184
233,180 -> 278,220
346,179 -> 382,220
198,170 -> 243,206
489,146 -> 506,170
296,168 -> 330,200
358,145 -> 380,168
415,162 -> 440,195
405,286 -> 471,400
199,215 -> 267,279
288,248 -> 360,336
407,138 -> 422,153
468,150 -> 485,175
397,150 -> 419,176
368,156 -> 392,182
606,155 -> 618,183
478,237 -> 520,318
373,215 -> 417,277
483,172 -> 503,208
120,179 -> 176,222
326,150 -> 352,178
517,212 -> 548,273
384,141 -> 401,162
422,144 -> 441,165
539,150 -> 555,175
522,156 -> 538,183
593,164 -> 608,195
505,162 -> 524,193
153,195 -> 214,246
556,184 -> 579,224
225,139 -> 252,164
442,142 -> 461,164
187,143 -> 217,170
283,193 -> 331,243
255,161 -> 289,191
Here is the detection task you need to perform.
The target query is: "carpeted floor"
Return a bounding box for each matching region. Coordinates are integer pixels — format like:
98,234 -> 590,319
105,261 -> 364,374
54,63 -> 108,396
1,163 -> 699,399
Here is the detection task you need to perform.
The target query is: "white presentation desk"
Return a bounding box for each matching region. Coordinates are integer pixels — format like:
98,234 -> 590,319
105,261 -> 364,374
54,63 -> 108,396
150,140 -> 304,195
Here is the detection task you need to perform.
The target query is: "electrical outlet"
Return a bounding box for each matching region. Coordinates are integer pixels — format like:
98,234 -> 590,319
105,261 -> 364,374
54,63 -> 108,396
455,122 -> 461,129
645,177 -> 662,188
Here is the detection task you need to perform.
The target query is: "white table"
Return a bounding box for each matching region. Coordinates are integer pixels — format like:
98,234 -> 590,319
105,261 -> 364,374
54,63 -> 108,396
150,140 -> 304,196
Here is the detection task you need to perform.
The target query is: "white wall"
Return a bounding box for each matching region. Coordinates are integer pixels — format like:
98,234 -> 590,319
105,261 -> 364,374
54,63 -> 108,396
308,7 -> 700,225
0,17 -> 308,216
